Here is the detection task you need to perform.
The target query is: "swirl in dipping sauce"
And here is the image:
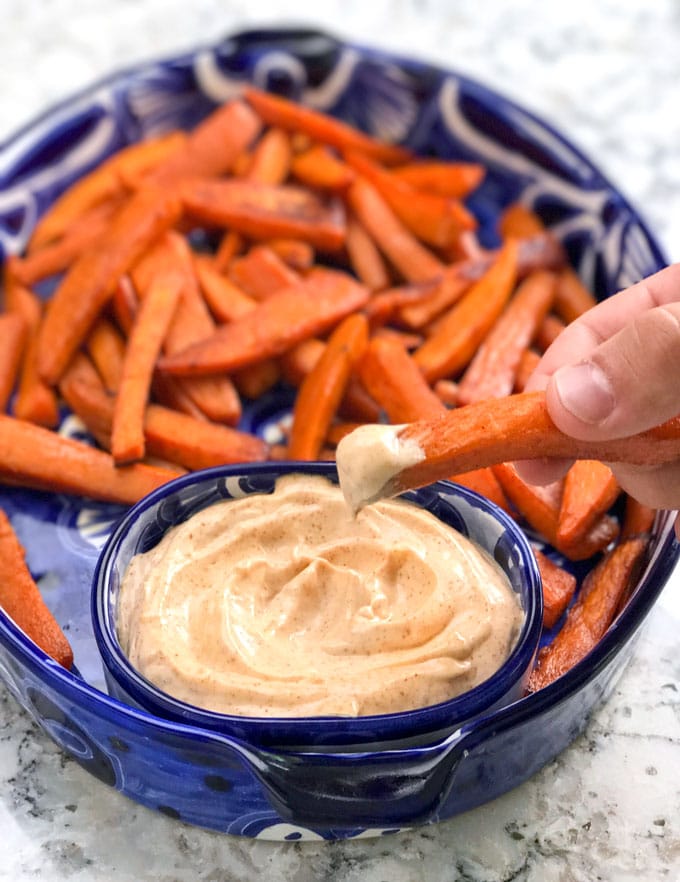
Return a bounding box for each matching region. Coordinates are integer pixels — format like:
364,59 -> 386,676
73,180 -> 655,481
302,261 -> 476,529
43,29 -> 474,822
117,474 -> 522,717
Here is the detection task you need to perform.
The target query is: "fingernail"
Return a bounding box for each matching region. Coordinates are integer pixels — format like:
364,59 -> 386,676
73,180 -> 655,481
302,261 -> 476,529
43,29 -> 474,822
552,362 -> 615,424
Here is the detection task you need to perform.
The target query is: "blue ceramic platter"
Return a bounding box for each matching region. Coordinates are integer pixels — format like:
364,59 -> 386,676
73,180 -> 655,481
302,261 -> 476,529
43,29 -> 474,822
0,28 -> 677,841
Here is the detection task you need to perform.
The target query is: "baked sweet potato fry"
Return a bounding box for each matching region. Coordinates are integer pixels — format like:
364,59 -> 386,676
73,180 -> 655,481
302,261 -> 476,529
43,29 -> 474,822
535,314 -> 566,352
291,145 -> 355,190
359,391 -> 680,510
229,245 -> 300,300
347,178 -> 444,282
136,235 -> 243,425
358,335 -> 443,424
0,314 -> 26,412
266,238 -> 314,271
533,548 -> 577,629
141,99 -> 261,184
0,414 -> 180,503
345,215 -> 391,291
158,270 -> 369,376
13,200 -> 120,286
557,460 -> 620,548
457,269 -> 557,405
498,203 -> 545,239
0,510 -> 73,668
528,537 -> 649,691
554,267 -> 597,323
493,462 -> 619,560
620,495 -> 657,539
3,277 -> 60,427
85,317 -> 127,393
28,131 -> 187,252
414,240 -> 520,382
513,349 -> 541,392
194,257 -> 257,322
244,87 -> 411,165
60,364 -> 269,471
392,160 -> 485,199
182,178 -> 346,251
111,267 -> 183,463
288,313 -> 369,459
246,127 -> 293,185
36,187 -> 181,385
345,149 -> 477,249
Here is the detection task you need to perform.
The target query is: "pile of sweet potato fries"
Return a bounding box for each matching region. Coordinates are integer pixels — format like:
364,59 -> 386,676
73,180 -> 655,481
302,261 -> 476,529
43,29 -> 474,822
0,88 -> 656,693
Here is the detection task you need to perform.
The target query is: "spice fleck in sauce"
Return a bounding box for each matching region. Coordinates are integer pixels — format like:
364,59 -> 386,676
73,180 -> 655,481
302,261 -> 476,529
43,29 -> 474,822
117,474 -> 522,717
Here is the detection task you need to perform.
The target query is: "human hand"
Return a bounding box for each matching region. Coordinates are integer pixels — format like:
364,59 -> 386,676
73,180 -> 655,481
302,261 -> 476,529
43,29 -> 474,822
516,262 -> 680,533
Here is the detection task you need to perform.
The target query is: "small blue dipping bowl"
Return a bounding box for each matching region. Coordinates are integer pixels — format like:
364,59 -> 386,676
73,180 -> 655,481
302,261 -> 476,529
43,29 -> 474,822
92,461 -> 542,750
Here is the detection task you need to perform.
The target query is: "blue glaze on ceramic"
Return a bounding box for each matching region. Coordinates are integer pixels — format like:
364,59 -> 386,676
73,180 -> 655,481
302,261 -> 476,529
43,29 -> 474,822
92,462 -> 542,748
0,27 -> 677,839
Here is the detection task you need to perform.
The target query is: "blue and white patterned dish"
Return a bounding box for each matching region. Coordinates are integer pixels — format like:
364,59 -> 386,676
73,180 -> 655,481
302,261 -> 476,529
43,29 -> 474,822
0,28 -> 677,840
92,461 -> 543,748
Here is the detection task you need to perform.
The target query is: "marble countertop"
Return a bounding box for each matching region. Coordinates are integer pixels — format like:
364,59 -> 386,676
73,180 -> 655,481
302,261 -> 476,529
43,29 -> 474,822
1,1 -> 679,880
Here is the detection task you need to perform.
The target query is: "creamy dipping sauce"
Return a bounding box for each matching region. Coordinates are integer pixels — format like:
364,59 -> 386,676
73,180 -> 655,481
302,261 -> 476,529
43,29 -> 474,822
117,475 -> 522,718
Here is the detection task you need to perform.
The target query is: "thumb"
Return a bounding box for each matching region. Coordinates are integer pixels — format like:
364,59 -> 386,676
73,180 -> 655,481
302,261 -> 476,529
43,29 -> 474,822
545,302 -> 680,441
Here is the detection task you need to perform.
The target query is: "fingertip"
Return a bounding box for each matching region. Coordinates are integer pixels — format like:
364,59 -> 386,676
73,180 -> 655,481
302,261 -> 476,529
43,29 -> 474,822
513,456 -> 573,486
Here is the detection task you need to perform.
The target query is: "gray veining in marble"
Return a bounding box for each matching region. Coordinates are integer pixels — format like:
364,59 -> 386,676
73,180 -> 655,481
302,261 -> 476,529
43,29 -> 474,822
1,1 -> 680,880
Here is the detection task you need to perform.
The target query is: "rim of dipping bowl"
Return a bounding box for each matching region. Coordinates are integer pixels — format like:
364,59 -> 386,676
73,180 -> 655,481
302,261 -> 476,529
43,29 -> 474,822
92,461 -> 543,750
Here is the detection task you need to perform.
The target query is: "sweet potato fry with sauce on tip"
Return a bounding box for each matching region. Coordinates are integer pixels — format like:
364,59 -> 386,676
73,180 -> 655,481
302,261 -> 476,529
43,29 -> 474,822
36,187 -> 182,385
244,87 -> 411,165
288,313 -> 369,460
0,510 -> 74,669
357,337 -> 509,511
527,536 -> 649,691
158,270 -> 369,377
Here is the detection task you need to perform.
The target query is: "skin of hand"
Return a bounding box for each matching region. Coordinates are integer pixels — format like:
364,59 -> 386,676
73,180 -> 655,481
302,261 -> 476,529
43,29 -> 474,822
516,262 -> 680,536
